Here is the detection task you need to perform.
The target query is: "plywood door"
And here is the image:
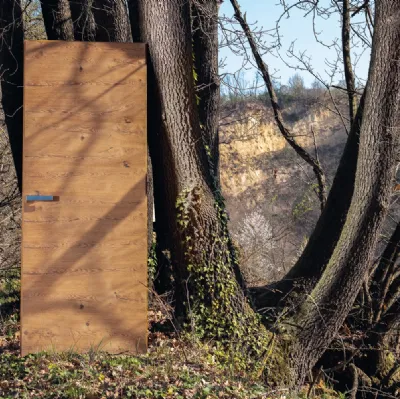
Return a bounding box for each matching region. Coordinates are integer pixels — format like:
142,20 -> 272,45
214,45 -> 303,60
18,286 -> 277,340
21,41 -> 147,355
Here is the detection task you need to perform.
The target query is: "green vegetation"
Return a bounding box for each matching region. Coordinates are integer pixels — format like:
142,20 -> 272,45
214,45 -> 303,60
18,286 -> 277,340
0,312 -> 343,399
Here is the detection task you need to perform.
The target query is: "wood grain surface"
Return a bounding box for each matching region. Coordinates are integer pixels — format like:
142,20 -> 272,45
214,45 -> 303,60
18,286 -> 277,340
21,41 -> 147,355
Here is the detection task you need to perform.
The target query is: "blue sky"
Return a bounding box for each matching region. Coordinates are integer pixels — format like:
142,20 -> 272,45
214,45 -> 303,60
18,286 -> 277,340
219,0 -> 371,88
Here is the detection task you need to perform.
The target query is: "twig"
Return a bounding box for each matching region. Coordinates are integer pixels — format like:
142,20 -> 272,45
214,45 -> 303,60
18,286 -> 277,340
229,0 -> 327,211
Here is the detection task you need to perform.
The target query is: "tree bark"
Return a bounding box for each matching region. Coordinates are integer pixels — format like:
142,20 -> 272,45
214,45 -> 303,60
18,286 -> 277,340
92,0 -> 131,42
40,0 -> 74,40
0,0 -> 24,191
192,0 -> 220,182
288,0 -> 400,383
137,0 -> 255,345
371,222 -> 400,323
373,222 -> 400,288
69,0 -> 96,41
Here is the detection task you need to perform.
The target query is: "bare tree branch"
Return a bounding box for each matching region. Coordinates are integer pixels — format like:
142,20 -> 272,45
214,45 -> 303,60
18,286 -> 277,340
341,0 -> 357,125
229,0 -> 327,211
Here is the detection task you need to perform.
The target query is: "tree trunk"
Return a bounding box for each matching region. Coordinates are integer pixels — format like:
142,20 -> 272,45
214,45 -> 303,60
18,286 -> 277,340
192,0 -> 220,182
288,0 -> 400,383
127,0 -> 140,42
371,222 -> 400,323
137,0 -> 260,352
335,223 -> 400,392
129,0 -> 175,291
69,0 -> 96,41
126,1 -> 157,261
92,0 -> 131,42
356,306 -> 400,391
0,0 -> 24,191
40,0 -> 74,40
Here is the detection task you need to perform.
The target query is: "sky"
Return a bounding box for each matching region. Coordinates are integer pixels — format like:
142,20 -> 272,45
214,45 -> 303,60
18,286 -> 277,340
218,0 -> 371,89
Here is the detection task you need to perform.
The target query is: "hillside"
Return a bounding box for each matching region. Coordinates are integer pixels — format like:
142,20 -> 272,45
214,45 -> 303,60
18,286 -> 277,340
219,98 -> 348,284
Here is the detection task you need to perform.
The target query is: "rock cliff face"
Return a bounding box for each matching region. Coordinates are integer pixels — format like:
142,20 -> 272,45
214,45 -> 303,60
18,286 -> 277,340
219,100 -> 347,282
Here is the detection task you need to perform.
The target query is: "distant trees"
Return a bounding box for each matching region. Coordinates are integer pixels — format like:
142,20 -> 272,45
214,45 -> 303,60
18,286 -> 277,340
287,73 -> 306,98
232,211 -> 276,284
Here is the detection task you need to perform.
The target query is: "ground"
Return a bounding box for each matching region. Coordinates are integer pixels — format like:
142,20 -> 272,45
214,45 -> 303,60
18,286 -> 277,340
0,305 -> 344,399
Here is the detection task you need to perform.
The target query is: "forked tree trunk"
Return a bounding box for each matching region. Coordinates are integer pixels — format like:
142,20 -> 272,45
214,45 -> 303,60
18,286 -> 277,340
69,0 -> 96,41
137,0 -> 255,347
251,45 -> 365,315
230,0 -> 368,315
238,0 -> 363,310
288,0 -> 400,383
192,0 -> 220,182
40,0 -> 74,40
0,0 -> 24,191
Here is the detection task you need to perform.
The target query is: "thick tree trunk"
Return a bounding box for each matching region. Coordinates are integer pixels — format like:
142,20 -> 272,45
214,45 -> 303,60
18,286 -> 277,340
92,0 -> 131,42
0,0 -> 24,191
40,0 -> 74,40
69,0 -> 96,41
288,0 -> 400,383
192,0 -> 220,182
137,0 -> 257,349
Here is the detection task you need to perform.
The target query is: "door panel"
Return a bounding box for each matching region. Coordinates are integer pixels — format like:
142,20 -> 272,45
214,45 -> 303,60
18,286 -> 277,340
21,41 -> 147,355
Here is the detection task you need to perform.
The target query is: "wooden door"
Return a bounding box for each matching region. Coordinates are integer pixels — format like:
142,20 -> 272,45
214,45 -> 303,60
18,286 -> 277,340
21,41 -> 147,355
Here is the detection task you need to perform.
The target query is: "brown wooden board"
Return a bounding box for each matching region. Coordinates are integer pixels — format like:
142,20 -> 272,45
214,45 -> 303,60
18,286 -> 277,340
21,41 -> 147,355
